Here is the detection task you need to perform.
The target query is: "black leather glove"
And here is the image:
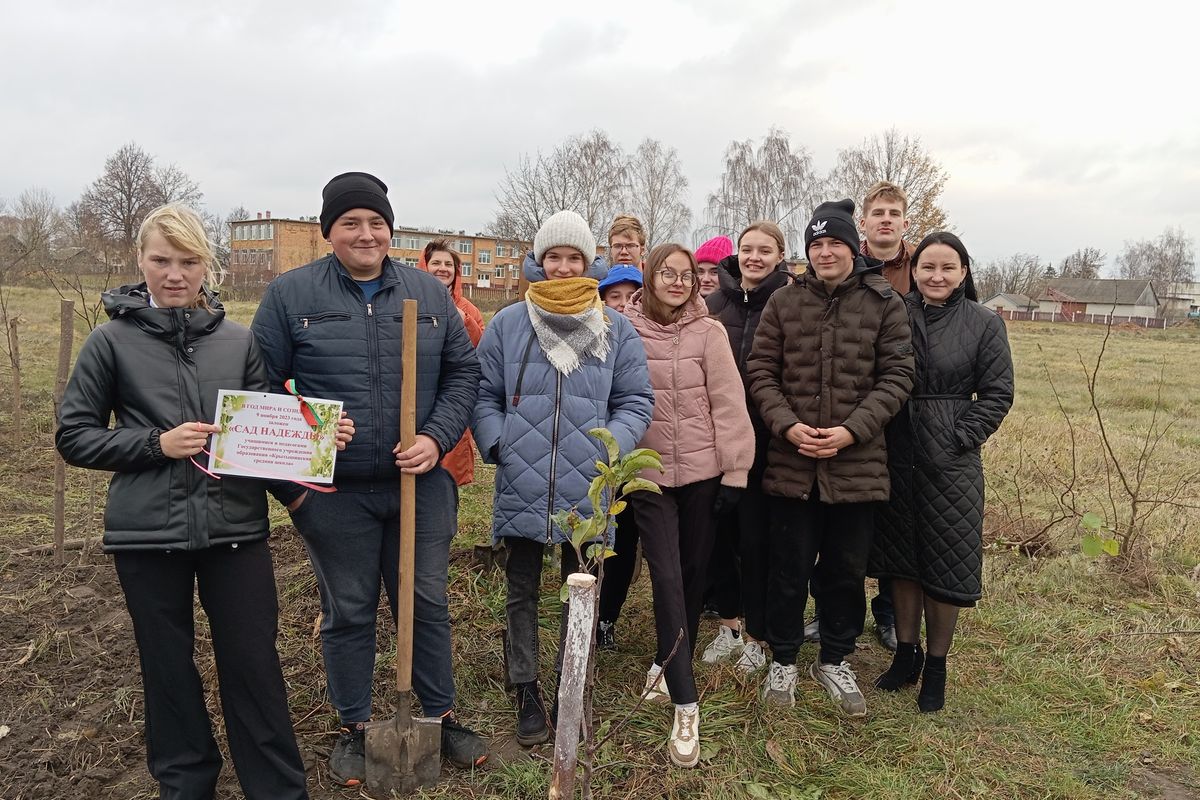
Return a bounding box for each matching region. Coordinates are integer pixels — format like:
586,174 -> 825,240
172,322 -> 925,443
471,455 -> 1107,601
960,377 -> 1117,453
712,485 -> 743,516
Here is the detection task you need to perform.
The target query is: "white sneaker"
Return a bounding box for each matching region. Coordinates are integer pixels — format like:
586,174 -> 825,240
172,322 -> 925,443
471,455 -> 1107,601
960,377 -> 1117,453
668,704 -> 700,768
811,660 -> 867,717
804,617 -> 821,643
761,661 -> 798,706
701,624 -> 743,664
643,664 -> 671,705
735,640 -> 767,673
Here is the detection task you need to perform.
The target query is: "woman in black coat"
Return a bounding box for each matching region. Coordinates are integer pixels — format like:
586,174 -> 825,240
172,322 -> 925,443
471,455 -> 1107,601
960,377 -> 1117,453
57,204 -> 351,799
870,232 -> 1014,712
699,221 -> 794,674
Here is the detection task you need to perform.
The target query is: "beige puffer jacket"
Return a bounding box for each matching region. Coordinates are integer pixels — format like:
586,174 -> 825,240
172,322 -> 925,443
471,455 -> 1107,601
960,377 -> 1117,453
624,291 -> 755,488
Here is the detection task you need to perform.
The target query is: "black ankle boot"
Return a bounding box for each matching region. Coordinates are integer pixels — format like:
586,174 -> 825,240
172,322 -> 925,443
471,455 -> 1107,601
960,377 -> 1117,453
875,642 -> 924,691
515,681 -> 549,746
918,655 -> 947,713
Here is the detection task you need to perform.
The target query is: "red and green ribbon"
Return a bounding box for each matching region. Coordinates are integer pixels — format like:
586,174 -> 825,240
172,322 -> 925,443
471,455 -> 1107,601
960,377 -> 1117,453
284,378 -> 325,430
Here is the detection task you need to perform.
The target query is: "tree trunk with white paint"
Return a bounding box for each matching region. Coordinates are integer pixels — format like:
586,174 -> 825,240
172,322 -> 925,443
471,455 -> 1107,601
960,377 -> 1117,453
548,572 -> 597,800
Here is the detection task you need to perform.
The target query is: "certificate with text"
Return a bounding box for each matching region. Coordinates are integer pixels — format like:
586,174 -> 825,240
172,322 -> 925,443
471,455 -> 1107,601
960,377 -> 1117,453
208,390 -> 343,484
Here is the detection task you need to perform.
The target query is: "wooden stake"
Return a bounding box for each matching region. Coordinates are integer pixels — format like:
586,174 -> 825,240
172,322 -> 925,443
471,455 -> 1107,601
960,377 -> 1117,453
549,572 -> 597,800
53,300 -> 74,567
7,317 -> 20,436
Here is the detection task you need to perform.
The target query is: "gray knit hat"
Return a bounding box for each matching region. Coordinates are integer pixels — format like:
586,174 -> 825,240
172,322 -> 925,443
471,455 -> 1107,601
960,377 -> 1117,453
534,210 -> 597,264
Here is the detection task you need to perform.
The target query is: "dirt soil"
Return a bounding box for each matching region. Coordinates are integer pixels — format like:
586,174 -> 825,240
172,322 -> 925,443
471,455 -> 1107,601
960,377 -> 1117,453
0,529 -> 523,799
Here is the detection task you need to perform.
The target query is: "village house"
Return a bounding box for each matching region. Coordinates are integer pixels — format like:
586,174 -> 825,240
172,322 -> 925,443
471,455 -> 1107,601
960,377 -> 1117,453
1036,278 -> 1159,319
1160,281 -> 1200,318
981,292 -> 1038,314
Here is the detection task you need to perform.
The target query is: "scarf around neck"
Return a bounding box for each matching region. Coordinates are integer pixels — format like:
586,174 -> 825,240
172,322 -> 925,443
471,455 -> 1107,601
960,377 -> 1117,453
525,277 -> 610,375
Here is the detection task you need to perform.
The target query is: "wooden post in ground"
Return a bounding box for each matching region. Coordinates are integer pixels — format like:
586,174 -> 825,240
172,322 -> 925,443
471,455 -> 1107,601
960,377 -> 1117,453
7,317 -> 20,436
53,300 -> 74,566
549,572 -> 597,800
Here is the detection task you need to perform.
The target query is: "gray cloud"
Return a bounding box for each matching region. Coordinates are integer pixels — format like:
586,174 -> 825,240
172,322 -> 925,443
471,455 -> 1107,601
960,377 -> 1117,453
1,0 -> 1196,272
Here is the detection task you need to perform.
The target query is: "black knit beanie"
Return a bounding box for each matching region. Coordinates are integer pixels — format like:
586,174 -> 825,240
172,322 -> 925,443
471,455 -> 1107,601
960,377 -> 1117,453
804,199 -> 860,257
319,172 -> 395,237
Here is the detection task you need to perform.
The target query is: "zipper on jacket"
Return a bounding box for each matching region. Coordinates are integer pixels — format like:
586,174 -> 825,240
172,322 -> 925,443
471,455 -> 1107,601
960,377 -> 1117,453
671,327 -> 680,486
301,312 -> 353,328
545,370 -> 563,542
367,302 -> 383,481
171,309 -> 199,550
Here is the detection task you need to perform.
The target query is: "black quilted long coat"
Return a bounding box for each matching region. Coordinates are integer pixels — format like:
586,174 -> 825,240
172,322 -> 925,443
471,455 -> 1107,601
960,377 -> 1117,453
870,285 -> 1014,605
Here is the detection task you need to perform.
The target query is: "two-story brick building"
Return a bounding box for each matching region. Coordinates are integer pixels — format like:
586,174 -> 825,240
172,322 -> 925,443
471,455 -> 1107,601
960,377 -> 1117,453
228,211 -> 531,297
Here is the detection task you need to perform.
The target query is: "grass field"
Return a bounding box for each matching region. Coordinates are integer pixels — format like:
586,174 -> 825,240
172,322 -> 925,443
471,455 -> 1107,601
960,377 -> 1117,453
0,286 -> 1197,799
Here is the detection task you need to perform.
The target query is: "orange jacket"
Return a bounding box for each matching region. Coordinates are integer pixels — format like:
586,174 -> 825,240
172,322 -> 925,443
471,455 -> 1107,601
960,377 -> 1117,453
417,251 -> 484,485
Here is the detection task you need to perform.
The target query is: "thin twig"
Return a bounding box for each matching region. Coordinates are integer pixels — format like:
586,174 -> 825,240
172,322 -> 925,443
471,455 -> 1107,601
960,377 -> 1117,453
590,629 -> 685,754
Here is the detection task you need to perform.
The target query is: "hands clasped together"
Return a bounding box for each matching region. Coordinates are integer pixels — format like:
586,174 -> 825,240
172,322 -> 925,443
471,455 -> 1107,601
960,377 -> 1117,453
785,422 -> 854,459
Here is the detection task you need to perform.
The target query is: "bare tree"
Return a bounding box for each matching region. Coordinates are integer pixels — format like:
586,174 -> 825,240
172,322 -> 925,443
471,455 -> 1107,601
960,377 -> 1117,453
1116,228 -> 1195,295
563,130 -> 628,241
826,128 -> 950,242
974,253 -> 1046,301
489,131 -> 628,244
703,128 -> 821,259
14,188 -> 60,262
1059,247 -> 1105,279
81,143 -> 159,270
152,163 -> 204,207
624,139 -> 692,248
80,143 -> 203,271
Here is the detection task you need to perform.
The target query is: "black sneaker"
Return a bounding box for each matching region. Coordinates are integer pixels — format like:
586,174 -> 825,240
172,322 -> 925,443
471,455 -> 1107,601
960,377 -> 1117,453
597,620 -> 617,651
441,712 -> 489,768
329,723 -> 366,786
515,681 -> 549,746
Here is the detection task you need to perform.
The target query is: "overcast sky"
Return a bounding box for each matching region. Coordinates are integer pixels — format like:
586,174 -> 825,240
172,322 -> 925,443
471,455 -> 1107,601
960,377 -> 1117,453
2,0 -> 1197,271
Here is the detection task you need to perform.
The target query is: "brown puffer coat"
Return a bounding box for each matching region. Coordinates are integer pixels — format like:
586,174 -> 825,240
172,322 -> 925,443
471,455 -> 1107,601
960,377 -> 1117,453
746,259 -> 915,503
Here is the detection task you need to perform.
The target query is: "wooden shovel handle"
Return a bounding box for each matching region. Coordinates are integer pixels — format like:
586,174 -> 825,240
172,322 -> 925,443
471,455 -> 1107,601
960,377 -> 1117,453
397,299 -> 417,693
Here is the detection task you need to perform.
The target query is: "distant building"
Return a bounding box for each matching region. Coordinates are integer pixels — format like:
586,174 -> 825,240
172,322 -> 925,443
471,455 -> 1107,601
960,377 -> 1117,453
981,292 -> 1038,313
1036,278 -> 1159,319
1160,281 -> 1200,318
228,211 -> 532,294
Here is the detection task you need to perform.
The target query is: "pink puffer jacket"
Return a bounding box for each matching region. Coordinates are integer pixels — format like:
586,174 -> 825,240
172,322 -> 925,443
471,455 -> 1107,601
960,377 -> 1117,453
624,291 -> 755,488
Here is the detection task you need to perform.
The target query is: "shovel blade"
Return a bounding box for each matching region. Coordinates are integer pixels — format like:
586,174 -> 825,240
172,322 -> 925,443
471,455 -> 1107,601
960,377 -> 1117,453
364,711 -> 442,794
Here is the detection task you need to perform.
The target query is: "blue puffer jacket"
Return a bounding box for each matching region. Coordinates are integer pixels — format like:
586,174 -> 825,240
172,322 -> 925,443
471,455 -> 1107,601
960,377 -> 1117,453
473,254 -> 654,544
252,255 -> 480,502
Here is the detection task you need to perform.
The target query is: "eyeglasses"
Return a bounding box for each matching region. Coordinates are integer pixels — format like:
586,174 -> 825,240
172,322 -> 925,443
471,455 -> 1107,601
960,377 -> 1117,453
611,242 -> 641,252
656,269 -> 695,286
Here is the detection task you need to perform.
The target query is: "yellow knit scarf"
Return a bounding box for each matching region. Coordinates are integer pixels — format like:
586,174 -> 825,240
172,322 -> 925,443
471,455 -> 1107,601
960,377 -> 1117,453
526,277 -> 605,317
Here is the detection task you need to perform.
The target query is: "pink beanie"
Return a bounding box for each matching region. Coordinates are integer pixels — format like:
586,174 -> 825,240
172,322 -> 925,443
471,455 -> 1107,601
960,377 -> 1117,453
694,235 -> 734,265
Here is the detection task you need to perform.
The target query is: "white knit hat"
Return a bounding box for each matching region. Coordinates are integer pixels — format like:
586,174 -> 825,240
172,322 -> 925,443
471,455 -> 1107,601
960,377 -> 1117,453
534,210 -> 597,264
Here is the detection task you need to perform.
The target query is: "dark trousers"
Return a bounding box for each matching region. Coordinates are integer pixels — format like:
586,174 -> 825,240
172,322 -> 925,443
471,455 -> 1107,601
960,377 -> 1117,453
705,513 -> 740,619
766,492 -> 875,666
289,469 -> 457,721
503,537 -> 588,685
631,477 -> 720,705
871,577 -> 895,627
734,483 -> 772,639
114,541 -> 307,800
596,506 -> 639,624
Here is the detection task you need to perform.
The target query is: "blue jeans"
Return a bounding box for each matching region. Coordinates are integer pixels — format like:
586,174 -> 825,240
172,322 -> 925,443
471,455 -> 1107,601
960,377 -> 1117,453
290,468 -> 456,722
